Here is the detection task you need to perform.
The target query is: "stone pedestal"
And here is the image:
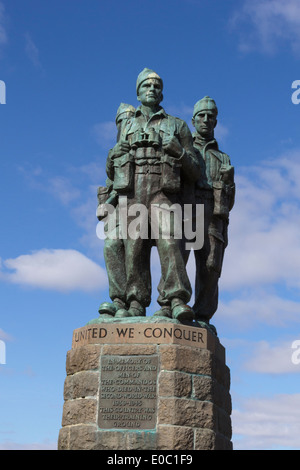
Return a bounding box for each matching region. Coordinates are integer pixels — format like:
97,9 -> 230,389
58,319 -> 232,450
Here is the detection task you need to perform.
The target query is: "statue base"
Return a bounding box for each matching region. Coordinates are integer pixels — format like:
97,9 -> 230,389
58,318 -> 232,450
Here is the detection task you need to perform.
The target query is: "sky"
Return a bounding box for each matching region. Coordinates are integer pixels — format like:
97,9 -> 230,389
0,0 -> 300,451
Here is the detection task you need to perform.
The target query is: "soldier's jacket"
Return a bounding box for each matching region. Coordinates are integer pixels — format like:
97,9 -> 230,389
193,135 -> 235,216
106,106 -> 201,196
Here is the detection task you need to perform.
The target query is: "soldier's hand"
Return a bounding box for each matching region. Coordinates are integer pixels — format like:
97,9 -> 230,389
111,140 -> 130,159
220,164 -> 234,183
163,136 -> 183,158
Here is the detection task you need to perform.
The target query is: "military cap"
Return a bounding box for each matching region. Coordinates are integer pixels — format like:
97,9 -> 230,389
136,68 -> 163,94
193,96 -> 218,118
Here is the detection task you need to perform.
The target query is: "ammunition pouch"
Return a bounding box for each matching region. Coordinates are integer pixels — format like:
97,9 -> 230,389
212,181 -> 232,219
97,186 -> 118,221
113,153 -> 134,193
161,154 -> 182,194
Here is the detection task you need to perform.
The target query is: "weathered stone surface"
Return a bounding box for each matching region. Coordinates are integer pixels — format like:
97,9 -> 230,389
66,344 -> 101,375
102,343 -> 157,356
193,375 -> 232,414
57,426 -> 70,450
194,428 -> 216,450
158,397 -> 216,430
62,398 -> 97,426
58,324 -> 232,450
64,371 -> 99,400
159,370 -> 192,398
157,425 -> 194,450
69,425 -> 99,450
159,344 -> 213,375
72,322 -> 215,351
217,406 -> 232,439
96,430 -> 127,450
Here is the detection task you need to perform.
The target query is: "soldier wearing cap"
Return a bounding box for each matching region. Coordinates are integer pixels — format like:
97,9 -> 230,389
108,68 -> 201,321
188,96 -> 235,325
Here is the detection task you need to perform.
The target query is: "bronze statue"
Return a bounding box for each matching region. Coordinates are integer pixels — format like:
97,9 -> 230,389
188,96 -> 235,325
97,103 -> 135,317
100,68 -> 201,321
96,75 -> 235,331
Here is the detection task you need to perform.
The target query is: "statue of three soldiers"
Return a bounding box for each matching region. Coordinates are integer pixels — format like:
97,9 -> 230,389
97,68 -> 235,328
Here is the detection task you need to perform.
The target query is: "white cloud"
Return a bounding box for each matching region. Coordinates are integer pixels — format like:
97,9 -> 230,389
232,394 -> 300,449
210,149 -> 300,329
221,150 -> 300,291
214,122 -> 229,143
231,0 -> 300,55
219,292 -> 300,329
48,176 -> 81,205
1,249 -> 107,293
0,1 -> 7,49
244,339 -> 300,374
24,32 -> 42,69
0,439 -> 56,450
0,328 -> 13,342
92,121 -> 117,148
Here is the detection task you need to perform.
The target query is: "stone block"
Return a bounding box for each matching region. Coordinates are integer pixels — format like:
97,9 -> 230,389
159,344 -> 213,375
159,370 -> 192,398
66,344 -> 101,375
62,398 -> 97,426
64,371 -> 99,400
157,425 -> 194,450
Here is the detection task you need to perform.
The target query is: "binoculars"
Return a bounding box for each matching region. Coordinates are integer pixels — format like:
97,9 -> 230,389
130,128 -> 161,149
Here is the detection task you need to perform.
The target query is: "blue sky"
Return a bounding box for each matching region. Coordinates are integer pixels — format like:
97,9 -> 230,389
0,0 -> 300,450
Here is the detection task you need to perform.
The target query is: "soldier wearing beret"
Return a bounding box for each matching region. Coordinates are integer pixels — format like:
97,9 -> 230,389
189,96 -> 235,325
106,68 -> 201,321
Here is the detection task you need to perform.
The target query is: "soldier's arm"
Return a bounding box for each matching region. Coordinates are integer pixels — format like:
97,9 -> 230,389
177,120 -> 201,182
220,152 -> 235,211
106,148 -> 114,180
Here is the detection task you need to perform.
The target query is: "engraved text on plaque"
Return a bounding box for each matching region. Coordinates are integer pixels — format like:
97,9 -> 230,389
98,355 -> 158,430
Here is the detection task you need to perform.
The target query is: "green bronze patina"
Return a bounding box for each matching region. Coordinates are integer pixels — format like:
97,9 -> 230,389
94,71 -> 235,335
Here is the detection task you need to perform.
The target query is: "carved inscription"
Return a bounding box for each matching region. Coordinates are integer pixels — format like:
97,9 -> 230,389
99,355 -> 158,430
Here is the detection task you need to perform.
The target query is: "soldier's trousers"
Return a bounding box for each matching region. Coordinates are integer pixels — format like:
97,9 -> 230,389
184,194 -> 227,321
103,207 -> 127,304
123,172 -> 192,308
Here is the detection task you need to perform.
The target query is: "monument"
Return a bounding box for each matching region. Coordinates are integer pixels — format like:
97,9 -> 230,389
58,69 -> 235,451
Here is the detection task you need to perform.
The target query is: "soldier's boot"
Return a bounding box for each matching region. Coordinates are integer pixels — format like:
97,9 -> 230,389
115,300 -> 146,318
98,298 -> 126,317
153,305 -> 172,318
171,298 -> 195,322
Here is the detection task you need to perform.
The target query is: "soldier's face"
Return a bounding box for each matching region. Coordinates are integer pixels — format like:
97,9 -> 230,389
137,78 -> 162,107
193,110 -> 217,138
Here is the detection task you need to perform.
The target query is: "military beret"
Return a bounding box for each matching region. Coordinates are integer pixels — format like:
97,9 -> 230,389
193,96 -> 218,117
136,68 -> 163,94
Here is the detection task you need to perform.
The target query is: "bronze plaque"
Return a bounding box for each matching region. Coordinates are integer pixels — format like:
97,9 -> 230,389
98,355 -> 158,430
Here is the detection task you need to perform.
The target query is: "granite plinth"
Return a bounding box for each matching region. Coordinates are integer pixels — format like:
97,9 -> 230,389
58,319 -> 232,450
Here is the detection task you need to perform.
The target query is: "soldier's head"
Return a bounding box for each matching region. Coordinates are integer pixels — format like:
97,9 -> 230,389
192,96 -> 218,140
116,103 -> 135,127
115,103 -> 135,140
136,68 -> 163,108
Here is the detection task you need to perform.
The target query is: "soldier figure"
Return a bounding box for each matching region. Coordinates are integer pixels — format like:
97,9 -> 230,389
97,103 -> 135,317
104,68 -> 201,321
190,96 -> 235,324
